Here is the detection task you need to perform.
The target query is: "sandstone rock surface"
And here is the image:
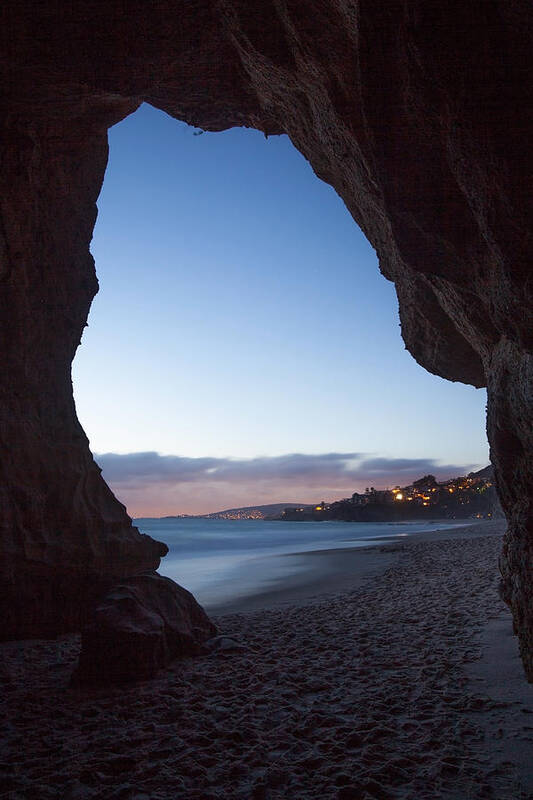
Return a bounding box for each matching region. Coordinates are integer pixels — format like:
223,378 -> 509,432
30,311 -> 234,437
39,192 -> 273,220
73,573 -> 217,685
1,2 -> 531,676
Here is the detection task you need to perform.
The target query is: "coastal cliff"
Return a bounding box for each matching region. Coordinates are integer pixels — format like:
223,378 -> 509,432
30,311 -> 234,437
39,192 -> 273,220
1,2 -> 532,677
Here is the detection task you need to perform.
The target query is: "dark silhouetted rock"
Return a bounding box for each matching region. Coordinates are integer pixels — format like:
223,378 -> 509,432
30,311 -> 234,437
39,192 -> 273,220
73,573 -> 217,685
1,2 -> 532,677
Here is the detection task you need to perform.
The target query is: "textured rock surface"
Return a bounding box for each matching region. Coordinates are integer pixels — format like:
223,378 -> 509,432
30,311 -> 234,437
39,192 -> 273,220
0,105 -> 169,638
73,573 -> 217,685
1,2 -> 531,675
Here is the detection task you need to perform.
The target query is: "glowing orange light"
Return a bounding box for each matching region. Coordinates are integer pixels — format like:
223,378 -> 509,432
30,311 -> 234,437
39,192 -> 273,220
394,493 -> 403,501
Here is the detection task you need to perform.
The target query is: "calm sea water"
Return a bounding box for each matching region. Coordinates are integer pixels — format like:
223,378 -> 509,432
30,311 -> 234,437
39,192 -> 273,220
135,517 -> 467,609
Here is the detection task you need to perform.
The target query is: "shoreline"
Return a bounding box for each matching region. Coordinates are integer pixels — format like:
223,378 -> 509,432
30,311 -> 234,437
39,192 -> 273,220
206,518 -> 505,615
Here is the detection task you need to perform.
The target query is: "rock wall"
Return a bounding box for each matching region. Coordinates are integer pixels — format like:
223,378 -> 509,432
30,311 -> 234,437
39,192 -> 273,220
0,107 -> 168,636
1,2 -> 531,675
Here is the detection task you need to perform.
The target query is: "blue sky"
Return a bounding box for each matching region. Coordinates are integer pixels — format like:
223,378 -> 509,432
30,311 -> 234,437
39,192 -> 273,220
72,103 -> 488,515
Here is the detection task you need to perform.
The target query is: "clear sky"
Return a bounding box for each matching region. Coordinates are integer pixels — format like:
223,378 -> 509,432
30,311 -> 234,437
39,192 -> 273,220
72,103 -> 489,516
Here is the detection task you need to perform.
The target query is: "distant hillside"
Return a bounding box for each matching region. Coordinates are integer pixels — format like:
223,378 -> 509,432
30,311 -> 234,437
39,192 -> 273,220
198,503 -> 311,520
468,464 -> 494,480
282,465 -> 502,522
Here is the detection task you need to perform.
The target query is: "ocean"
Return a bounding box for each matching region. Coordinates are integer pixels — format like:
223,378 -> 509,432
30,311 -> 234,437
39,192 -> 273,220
135,517 -> 468,610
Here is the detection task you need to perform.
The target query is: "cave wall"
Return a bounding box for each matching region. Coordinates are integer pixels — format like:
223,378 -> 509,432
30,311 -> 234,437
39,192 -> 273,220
1,1 -> 531,675
0,104 -> 169,636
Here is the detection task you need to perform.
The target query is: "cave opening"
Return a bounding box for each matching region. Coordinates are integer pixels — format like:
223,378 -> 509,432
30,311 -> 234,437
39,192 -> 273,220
70,103 -> 489,602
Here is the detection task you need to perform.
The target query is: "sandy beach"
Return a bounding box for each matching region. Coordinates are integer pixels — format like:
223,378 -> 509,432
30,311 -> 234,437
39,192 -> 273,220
1,520 -> 532,799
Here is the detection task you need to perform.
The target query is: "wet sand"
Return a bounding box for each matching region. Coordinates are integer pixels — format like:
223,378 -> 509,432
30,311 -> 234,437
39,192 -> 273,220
206,546 -> 400,615
207,519 -> 505,615
1,519 -> 532,799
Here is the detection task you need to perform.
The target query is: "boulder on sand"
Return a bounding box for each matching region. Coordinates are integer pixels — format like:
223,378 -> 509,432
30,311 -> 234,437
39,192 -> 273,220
73,572 -> 216,685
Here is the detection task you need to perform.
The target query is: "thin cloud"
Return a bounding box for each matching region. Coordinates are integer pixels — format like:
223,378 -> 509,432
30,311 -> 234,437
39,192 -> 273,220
96,452 -> 220,485
96,451 -> 362,488
96,451 -> 477,489
358,457 -> 472,477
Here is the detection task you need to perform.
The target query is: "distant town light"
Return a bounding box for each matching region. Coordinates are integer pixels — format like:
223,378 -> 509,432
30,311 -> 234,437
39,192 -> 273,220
394,492 -> 403,501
